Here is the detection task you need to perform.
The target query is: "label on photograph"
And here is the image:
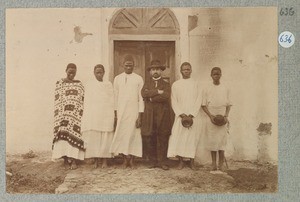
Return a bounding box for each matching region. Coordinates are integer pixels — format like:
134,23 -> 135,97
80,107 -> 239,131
278,31 -> 295,48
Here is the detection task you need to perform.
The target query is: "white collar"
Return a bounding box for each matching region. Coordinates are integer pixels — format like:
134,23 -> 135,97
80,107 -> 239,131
152,77 -> 161,81
124,72 -> 133,76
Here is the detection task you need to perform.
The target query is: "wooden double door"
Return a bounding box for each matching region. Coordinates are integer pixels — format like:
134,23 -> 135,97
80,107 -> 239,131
114,41 -> 175,84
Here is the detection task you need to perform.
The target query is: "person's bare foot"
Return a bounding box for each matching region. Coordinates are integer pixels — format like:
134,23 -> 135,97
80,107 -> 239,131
122,158 -> 128,169
218,161 -> 225,171
218,164 -> 226,172
176,160 -> 184,170
93,158 -> 98,169
63,157 -> 70,170
128,156 -> 135,169
190,159 -> 197,170
148,162 -> 157,169
70,159 -> 78,170
101,158 -> 108,168
212,162 -> 217,171
160,164 -> 169,170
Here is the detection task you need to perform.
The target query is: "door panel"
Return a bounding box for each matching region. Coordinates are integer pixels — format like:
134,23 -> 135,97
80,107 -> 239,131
114,41 -> 145,78
145,41 -> 175,84
114,41 -> 175,84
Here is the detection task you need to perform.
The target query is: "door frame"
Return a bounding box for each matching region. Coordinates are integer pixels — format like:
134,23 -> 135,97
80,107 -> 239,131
109,34 -> 180,82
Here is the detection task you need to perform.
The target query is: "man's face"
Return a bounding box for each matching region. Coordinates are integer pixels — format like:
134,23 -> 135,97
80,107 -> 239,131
94,68 -> 105,81
66,67 -> 76,80
150,67 -> 162,79
211,69 -> 222,82
181,65 -> 192,79
123,61 -> 134,74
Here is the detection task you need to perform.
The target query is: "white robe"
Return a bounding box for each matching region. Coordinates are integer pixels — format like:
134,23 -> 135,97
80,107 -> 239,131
202,83 -> 232,151
110,72 -> 144,157
81,80 -> 115,158
167,78 -> 202,159
52,140 -> 85,160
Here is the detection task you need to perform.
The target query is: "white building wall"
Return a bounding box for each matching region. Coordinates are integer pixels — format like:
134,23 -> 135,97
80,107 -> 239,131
189,8 -> 278,162
6,8 -> 277,163
6,9 -> 107,153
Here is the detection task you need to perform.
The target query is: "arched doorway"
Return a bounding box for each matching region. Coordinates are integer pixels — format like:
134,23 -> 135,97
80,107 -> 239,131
109,8 -> 180,84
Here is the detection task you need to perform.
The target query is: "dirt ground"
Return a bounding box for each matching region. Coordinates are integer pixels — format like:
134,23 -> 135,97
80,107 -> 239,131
6,151 -> 277,194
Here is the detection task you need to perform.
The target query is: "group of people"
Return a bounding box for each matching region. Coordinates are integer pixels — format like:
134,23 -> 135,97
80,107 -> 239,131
52,55 -> 232,172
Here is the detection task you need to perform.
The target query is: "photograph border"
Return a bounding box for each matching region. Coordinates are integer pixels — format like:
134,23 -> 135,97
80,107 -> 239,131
1,0 -> 299,201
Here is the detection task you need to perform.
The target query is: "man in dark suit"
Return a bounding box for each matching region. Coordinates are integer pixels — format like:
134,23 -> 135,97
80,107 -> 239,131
141,60 -> 172,170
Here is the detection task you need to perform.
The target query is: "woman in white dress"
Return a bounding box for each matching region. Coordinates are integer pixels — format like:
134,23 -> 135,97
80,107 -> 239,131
81,64 -> 115,168
201,67 -> 232,171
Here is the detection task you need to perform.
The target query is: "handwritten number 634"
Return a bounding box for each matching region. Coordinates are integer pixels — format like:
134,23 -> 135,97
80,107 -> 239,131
280,7 -> 294,16
279,34 -> 292,43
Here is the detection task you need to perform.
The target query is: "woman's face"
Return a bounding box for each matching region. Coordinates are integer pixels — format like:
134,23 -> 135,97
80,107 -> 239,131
66,67 -> 76,80
181,65 -> 192,79
211,69 -> 221,82
94,67 -> 105,81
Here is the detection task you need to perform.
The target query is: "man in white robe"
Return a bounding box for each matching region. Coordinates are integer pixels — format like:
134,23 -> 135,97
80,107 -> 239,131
81,64 -> 114,168
167,62 -> 202,170
110,55 -> 144,168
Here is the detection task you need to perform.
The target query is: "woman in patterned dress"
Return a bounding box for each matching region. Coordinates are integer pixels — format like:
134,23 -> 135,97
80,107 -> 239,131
52,63 -> 85,169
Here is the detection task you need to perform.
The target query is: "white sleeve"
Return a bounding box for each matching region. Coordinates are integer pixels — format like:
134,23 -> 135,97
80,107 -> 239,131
171,83 -> 184,117
113,76 -> 119,111
227,87 -> 232,106
190,82 -> 202,117
201,87 -> 207,106
138,77 -> 144,113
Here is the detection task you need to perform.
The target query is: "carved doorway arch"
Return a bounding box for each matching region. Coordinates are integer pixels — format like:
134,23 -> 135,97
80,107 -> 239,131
109,8 -> 180,35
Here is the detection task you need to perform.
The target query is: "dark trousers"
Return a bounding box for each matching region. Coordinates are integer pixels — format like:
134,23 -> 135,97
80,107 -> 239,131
144,132 -> 169,165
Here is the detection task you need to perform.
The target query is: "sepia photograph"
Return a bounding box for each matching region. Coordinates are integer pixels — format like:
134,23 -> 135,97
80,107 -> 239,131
6,7 -> 278,194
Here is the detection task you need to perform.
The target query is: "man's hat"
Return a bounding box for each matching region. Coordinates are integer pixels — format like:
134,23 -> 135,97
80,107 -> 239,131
147,60 -> 166,71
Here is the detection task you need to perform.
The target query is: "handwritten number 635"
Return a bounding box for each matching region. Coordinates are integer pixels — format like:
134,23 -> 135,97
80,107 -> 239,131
280,7 -> 294,16
279,34 -> 292,43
